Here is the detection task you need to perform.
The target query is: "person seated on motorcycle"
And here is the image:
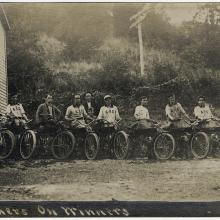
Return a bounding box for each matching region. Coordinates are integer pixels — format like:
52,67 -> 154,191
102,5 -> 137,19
35,95 -> 61,131
165,94 -> 191,128
133,96 -> 157,130
97,95 -> 121,127
194,96 -> 220,122
5,94 -> 29,131
65,94 -> 92,129
83,92 -> 98,116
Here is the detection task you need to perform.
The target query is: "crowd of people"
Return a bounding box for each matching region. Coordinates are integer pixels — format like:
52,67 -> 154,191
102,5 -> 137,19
3,92 -> 220,132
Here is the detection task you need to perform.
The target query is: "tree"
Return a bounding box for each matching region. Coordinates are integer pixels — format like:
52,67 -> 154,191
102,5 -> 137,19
185,3 -> 220,69
6,4 -> 52,101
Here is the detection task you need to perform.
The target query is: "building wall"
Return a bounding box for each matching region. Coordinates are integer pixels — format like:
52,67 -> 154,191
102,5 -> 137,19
0,20 -> 7,114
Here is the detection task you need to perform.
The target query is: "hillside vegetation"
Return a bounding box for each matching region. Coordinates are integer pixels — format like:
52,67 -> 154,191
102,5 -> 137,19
4,3 -> 220,118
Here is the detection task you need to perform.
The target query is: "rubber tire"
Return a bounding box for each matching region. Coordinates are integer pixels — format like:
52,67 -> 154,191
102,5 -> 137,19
51,130 -> 75,160
190,131 -> 210,159
153,133 -> 176,160
20,130 -> 37,160
84,133 -> 100,160
113,131 -> 130,159
0,130 -> 16,159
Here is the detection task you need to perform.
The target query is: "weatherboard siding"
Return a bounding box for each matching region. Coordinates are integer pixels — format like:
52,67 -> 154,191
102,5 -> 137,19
0,20 -> 7,114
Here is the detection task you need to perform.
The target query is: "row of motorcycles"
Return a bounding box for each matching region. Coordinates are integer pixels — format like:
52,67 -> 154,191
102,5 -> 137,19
0,113 -> 220,161
0,114 -> 129,160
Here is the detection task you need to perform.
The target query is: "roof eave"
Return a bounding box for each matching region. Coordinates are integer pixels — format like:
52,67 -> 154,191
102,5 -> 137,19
0,5 -> 10,31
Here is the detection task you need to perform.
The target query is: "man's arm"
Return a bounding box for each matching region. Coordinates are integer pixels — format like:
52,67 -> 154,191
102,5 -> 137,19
20,104 -> 28,121
144,109 -> 156,123
194,106 -> 200,120
65,107 -> 73,121
35,104 -> 42,124
145,110 -> 157,123
5,105 -> 12,117
178,103 -> 191,120
53,105 -> 62,119
82,106 -> 92,120
165,105 -> 174,121
134,106 -> 140,120
115,107 -> 121,121
97,107 -> 104,120
21,113 -> 28,121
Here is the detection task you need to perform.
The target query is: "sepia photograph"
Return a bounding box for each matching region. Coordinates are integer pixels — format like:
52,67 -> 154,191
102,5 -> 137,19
0,1 -> 220,216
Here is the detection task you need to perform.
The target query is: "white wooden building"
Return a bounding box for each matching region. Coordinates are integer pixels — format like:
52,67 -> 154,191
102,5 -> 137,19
0,6 -> 9,114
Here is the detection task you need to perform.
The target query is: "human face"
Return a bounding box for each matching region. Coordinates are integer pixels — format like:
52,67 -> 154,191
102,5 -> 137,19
210,105 -> 215,113
85,94 -> 92,102
105,98 -> 111,107
198,97 -> 205,107
141,98 -> 148,107
74,97 -> 81,106
168,95 -> 175,106
46,98 -> 53,106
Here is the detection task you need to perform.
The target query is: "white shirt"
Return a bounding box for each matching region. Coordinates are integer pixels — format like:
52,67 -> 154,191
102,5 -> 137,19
87,102 -> 91,109
134,105 -> 150,120
6,104 -> 25,118
48,105 -> 53,116
97,105 -> 121,123
65,105 -> 88,121
194,105 -> 213,120
165,102 -> 186,120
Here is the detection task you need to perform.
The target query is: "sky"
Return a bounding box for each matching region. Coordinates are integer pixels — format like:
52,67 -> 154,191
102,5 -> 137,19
126,2 -> 207,26
137,3 -> 204,26
163,3 -> 202,26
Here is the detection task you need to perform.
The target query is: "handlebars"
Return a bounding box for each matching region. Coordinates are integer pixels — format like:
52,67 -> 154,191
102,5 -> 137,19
95,118 -> 122,126
74,118 -> 122,127
25,119 -> 33,124
181,118 -> 218,128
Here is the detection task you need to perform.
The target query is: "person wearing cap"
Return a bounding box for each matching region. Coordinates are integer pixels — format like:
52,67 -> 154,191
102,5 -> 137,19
133,96 -> 157,129
6,94 -> 28,129
165,94 -> 191,128
35,95 -> 61,126
65,94 -> 92,128
97,95 -> 121,126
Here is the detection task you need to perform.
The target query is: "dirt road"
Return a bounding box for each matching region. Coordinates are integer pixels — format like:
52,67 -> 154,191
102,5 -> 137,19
0,158 -> 220,201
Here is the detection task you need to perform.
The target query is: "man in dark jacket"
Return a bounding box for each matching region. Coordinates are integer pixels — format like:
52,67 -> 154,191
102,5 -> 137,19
83,93 -> 98,117
35,95 -> 61,128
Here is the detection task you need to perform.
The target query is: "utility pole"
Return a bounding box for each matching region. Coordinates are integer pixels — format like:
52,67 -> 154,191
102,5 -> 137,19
137,23 -> 144,77
130,5 -> 149,76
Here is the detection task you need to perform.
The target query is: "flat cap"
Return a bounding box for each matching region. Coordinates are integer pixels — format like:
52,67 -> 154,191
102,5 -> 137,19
74,94 -> 81,99
104,95 -> 112,100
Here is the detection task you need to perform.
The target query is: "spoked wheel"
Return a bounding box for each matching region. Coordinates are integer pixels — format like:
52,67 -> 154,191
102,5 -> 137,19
137,135 -> 152,157
51,130 -> 75,160
0,130 -> 16,159
113,131 -> 129,159
20,130 -> 37,159
84,133 -> 99,160
210,133 -> 220,158
190,131 -> 209,159
154,133 -> 176,160
212,144 -> 220,158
